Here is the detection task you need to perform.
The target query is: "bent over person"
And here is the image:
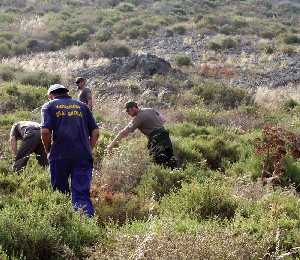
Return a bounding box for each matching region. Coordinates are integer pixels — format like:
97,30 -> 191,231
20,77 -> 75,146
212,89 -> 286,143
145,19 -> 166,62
107,101 -> 177,169
41,84 -> 99,217
10,121 -> 48,171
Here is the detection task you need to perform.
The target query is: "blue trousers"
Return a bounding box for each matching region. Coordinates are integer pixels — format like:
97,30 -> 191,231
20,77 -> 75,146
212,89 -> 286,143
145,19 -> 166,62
49,158 -> 94,217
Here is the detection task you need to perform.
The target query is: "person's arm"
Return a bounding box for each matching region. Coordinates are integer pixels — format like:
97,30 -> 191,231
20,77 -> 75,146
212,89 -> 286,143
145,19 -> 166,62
90,128 -> 99,149
41,128 -> 52,155
107,127 -> 131,153
87,99 -> 93,111
9,136 -> 17,156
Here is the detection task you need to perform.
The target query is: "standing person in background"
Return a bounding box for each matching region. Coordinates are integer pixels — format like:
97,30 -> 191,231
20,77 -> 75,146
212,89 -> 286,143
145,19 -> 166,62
41,84 -> 99,217
107,101 -> 177,169
9,121 -> 48,171
75,77 -> 93,111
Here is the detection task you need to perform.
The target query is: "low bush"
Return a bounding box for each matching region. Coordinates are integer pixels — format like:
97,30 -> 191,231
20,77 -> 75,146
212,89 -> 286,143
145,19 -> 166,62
183,106 -> 215,126
95,29 -> 112,42
281,34 -> 300,45
171,25 -> 187,35
0,191 -> 102,259
175,54 -> 192,66
95,139 -> 151,193
92,191 -> 151,224
16,70 -> 60,87
98,41 -> 131,58
0,83 -> 47,112
173,127 -> 240,170
0,111 -> 35,127
208,35 -> 239,50
169,122 -> 210,138
0,64 -> 17,81
193,82 -> 252,109
160,181 -> 238,220
136,165 -> 187,200
117,2 -> 135,12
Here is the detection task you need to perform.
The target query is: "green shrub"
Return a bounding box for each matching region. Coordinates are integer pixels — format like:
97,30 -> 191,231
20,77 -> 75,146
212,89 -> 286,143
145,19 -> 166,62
0,111 -> 34,127
0,42 -> 11,57
136,165 -> 187,200
175,54 -> 192,66
183,106 -> 215,126
282,34 -> 300,45
117,2 -> 135,12
283,99 -> 299,111
0,65 -> 17,81
169,123 -> 210,138
16,71 -> 60,87
160,181 -> 238,220
99,41 -> 131,58
208,35 -> 239,50
93,192 -> 151,224
126,26 -> 148,39
0,190 -> 102,259
95,29 -> 112,42
193,82 -> 251,109
284,156 -> 300,189
171,25 -> 187,35
0,83 -> 47,112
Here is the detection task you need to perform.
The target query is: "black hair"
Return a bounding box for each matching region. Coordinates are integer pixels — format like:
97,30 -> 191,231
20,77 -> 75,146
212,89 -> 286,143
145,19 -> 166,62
51,88 -> 69,96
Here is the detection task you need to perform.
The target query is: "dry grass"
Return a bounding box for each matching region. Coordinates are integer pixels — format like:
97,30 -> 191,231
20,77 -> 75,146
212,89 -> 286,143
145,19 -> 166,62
17,15 -> 49,39
92,139 -> 151,193
254,84 -> 300,109
1,51 -> 109,82
89,226 -> 271,260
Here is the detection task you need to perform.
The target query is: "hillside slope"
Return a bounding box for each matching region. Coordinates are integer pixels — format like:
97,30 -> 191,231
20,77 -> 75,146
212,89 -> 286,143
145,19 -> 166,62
0,0 -> 300,259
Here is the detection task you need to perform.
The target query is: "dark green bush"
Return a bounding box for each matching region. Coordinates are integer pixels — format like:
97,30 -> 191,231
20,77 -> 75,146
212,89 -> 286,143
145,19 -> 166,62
136,165 -> 187,200
0,83 -> 47,112
0,190 -> 102,259
93,192 -> 150,224
160,181 -> 238,220
208,35 -> 238,50
175,54 -> 192,66
172,25 -> 187,35
99,41 -> 131,58
193,82 -> 251,109
16,71 -> 60,87
282,34 -> 300,45
95,29 -> 112,42
0,42 -> 11,57
183,106 -> 215,126
169,123 -> 210,138
283,99 -> 299,111
0,65 -> 17,81
117,2 -> 135,12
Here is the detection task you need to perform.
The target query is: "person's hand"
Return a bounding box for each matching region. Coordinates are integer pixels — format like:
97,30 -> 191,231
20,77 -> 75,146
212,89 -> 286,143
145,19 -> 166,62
47,153 -> 50,160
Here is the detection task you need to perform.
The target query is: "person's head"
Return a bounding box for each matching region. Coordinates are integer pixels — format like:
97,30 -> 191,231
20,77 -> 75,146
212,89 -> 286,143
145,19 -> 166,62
125,101 -> 139,117
47,84 -> 69,100
75,77 -> 86,90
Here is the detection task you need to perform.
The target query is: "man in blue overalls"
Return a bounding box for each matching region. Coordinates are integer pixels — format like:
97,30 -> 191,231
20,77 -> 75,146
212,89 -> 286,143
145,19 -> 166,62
41,84 -> 99,217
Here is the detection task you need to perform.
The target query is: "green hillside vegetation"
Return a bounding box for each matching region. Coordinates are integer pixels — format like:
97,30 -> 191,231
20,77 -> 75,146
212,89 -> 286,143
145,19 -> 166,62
0,0 -> 300,259
0,0 -> 298,58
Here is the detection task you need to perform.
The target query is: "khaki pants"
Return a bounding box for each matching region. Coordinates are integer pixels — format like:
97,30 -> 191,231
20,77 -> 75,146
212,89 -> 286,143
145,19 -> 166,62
13,129 -> 48,171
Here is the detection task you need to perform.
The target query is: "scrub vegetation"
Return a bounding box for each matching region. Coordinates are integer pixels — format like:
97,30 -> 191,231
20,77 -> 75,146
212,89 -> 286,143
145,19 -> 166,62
0,0 -> 300,259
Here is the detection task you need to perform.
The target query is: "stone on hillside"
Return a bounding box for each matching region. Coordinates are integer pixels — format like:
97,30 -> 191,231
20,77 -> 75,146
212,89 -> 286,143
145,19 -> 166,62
76,53 -> 172,80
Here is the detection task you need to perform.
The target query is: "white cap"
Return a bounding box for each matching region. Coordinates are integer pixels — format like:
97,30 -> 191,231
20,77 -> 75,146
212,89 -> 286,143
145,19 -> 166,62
47,84 -> 69,95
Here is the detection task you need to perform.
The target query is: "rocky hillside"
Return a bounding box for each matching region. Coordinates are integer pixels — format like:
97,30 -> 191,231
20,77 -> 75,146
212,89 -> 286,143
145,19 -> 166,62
0,1 -> 300,259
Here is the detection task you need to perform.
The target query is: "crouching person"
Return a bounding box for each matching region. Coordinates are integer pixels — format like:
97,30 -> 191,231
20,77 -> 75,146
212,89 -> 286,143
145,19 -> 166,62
10,121 -> 48,171
107,101 -> 177,169
41,84 -> 99,217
